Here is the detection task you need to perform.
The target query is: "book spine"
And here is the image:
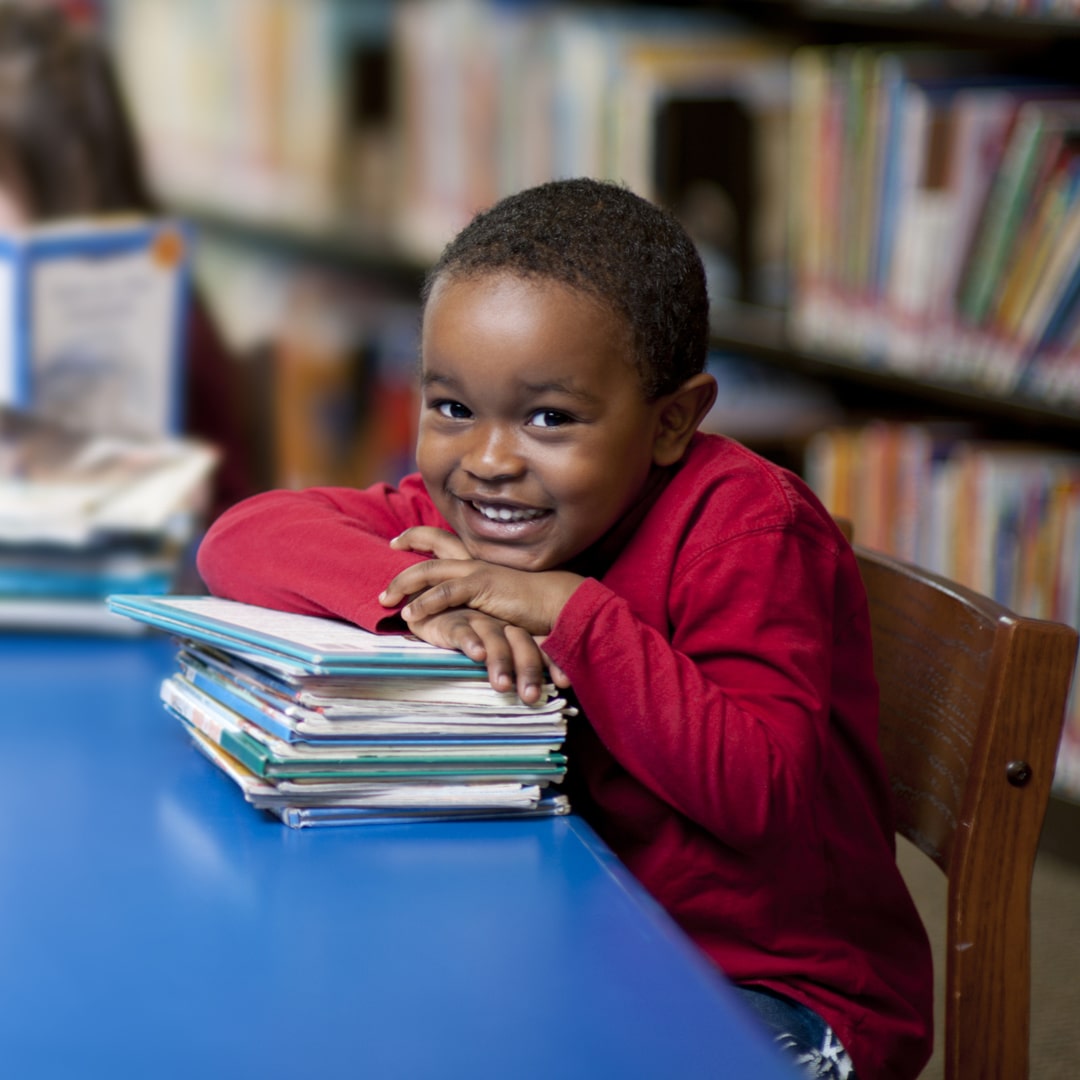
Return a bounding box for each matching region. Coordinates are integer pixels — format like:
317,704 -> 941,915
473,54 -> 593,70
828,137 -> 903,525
160,675 -> 273,775
180,665 -> 300,743
957,104 -> 1045,327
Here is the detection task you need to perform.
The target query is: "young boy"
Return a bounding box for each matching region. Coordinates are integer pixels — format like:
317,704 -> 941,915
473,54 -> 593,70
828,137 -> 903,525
198,178 -> 933,1080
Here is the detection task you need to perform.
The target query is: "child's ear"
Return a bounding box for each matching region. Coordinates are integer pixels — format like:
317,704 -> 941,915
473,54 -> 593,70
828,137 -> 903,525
652,372 -> 718,467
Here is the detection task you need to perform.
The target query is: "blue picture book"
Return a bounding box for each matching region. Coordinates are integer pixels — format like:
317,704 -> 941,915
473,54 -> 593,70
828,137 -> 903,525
0,216 -> 192,438
106,593 -> 489,677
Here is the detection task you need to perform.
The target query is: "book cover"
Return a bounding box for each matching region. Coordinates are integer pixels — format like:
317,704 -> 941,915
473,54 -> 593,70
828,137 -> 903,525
106,593 -> 488,676
0,216 -> 192,439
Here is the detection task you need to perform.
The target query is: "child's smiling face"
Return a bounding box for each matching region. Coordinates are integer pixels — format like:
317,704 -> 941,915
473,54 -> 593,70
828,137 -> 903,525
417,271 -> 672,572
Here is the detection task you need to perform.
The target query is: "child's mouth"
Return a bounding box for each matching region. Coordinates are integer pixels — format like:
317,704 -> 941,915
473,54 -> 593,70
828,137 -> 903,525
470,500 -> 547,524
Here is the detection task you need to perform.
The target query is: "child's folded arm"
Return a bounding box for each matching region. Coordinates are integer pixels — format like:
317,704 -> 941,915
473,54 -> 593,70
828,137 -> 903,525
196,479 -> 449,631
541,531 -> 843,851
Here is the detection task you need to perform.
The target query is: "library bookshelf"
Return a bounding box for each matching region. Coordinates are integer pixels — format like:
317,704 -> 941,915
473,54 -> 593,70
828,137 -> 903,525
105,0 -> 1080,801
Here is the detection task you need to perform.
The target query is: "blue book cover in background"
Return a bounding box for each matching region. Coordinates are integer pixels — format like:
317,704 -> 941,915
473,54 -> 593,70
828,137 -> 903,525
0,216 -> 192,439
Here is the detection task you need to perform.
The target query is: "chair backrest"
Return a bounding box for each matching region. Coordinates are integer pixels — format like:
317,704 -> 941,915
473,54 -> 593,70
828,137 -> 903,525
854,544 -> 1078,1080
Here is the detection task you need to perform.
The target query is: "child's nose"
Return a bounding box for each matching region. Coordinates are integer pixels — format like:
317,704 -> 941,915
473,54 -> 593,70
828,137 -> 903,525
462,422 -> 526,481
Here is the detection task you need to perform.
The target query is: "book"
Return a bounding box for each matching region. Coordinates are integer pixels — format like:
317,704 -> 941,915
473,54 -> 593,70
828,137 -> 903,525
0,216 -> 192,439
0,404 -> 217,548
180,642 -> 546,713
0,541 -> 174,597
109,593 -> 574,827
879,75 -> 1027,373
957,98 -> 1080,329
105,593 -> 488,676
178,644 -> 568,729
0,595 -> 151,634
113,1 -> 395,233
788,46 -> 995,356
991,143 -> 1080,338
173,658 -> 567,744
276,793 -> 571,829
163,674 -> 567,781
0,406 -> 217,630
392,1 -> 789,267
186,724 -> 549,812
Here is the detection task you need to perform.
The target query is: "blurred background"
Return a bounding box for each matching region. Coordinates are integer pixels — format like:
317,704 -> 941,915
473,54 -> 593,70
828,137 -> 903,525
2,0 -> 1080,789
3,3 -> 1080,1073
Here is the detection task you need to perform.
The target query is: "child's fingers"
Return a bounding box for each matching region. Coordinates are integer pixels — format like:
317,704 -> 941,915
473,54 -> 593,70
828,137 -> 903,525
379,560 -> 472,609
402,608 -> 547,703
389,527 -> 469,560
468,618 -> 517,695
379,531 -> 473,607
505,625 -> 547,704
399,579 -> 476,622
403,608 -> 489,666
441,614 -> 536,700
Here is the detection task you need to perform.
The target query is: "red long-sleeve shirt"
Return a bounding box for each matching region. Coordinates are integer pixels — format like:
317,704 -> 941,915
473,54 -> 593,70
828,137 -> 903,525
197,432 -> 933,1080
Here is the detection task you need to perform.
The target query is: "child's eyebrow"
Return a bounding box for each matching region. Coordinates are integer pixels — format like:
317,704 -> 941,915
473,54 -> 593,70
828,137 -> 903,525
519,379 -> 602,404
420,371 -> 459,390
422,370 -> 602,405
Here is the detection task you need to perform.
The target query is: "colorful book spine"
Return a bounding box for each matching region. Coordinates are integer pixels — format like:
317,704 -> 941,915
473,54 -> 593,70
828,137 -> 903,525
787,46 -> 1080,406
805,421 -> 1080,796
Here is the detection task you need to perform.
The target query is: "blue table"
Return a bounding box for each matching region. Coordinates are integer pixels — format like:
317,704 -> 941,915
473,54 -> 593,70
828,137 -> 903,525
0,633 -> 796,1079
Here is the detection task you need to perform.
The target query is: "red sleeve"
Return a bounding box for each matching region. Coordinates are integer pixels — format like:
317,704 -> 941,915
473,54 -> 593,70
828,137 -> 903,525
542,528 -> 848,849
195,474 -> 450,631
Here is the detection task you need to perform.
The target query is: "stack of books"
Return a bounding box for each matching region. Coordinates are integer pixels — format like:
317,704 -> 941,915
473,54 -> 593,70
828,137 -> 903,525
106,594 -> 572,828
0,407 -> 218,632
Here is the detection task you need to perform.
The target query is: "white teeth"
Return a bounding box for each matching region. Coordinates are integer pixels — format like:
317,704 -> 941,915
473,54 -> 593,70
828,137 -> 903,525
473,502 -> 544,523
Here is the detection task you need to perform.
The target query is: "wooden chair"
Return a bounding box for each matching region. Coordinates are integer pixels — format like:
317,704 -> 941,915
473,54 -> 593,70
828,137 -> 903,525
854,544 -> 1078,1080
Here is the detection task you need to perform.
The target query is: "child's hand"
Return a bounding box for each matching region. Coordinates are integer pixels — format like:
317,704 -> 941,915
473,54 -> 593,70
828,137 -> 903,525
389,526 -> 471,561
380,557 -> 582,640
400,605 -> 563,704
378,535 -> 580,702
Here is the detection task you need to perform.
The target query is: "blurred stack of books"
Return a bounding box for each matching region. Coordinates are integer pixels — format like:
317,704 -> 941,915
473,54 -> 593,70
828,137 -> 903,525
106,594 -> 572,828
0,407 -> 217,632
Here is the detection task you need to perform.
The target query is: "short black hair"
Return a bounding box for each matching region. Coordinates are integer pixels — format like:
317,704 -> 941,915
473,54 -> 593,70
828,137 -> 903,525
421,178 -> 710,399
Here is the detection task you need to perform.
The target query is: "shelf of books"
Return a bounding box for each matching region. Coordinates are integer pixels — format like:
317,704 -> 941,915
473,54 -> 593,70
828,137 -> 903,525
786,38 -> 1080,416
110,1 -> 1080,407
111,0 -> 792,280
776,7 -> 1080,800
104,1 -> 1080,795
804,418 -> 1080,800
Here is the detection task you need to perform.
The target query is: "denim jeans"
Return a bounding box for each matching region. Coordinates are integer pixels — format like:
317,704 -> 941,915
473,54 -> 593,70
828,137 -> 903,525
737,987 -> 857,1080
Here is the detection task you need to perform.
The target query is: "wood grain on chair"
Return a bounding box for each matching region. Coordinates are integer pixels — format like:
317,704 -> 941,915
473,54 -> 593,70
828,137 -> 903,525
855,544 -> 1077,1080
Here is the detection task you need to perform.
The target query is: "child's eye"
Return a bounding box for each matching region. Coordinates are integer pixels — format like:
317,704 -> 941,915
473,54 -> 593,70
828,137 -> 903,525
435,400 -> 472,420
528,408 -> 572,429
